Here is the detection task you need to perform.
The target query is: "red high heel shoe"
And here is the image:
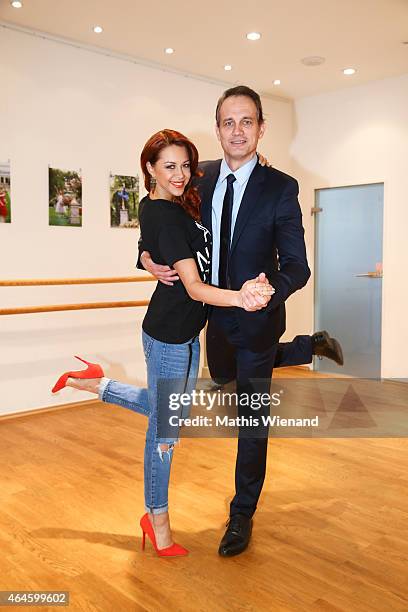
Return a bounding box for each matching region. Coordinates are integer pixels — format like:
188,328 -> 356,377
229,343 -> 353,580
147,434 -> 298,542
51,356 -> 104,393
140,513 -> 188,557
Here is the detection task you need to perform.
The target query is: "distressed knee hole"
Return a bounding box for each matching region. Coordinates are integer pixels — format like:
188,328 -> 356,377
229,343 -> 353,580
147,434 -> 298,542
157,442 -> 176,462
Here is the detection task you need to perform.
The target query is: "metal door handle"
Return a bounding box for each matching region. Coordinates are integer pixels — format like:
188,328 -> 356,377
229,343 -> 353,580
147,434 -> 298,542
355,271 -> 383,278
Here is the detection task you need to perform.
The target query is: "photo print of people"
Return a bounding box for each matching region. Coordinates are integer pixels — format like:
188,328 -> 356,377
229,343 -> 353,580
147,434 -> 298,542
49,167 -> 82,227
110,174 -> 139,228
0,161 -> 11,223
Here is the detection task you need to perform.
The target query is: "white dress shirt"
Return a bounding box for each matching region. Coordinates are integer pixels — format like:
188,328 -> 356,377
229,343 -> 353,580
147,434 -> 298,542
211,154 -> 258,286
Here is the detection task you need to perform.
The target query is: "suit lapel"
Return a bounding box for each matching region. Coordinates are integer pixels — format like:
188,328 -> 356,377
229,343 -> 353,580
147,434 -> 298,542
199,160 -> 221,234
230,163 -> 266,254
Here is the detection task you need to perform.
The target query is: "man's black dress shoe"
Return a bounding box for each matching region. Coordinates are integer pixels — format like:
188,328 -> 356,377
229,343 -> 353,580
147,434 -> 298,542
312,330 -> 344,366
218,514 -> 252,557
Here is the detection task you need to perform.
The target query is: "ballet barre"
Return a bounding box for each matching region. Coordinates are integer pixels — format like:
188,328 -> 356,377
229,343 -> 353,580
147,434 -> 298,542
0,275 -> 154,286
0,275 -> 155,316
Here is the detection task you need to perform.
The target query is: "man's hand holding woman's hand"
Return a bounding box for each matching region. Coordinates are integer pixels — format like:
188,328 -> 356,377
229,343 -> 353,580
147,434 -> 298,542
238,272 -> 275,312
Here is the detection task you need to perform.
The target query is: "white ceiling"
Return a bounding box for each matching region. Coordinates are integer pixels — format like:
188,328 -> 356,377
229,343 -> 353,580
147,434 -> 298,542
1,0 -> 408,99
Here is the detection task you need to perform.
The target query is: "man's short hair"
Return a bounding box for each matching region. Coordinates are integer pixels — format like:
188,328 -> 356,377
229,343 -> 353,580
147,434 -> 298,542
215,85 -> 264,126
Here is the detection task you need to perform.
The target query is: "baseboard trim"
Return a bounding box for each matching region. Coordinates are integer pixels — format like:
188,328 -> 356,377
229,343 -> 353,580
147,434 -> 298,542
0,399 -> 101,422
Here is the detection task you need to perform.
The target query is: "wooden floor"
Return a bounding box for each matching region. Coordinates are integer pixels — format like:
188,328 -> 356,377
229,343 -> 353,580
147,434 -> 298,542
0,369 -> 407,612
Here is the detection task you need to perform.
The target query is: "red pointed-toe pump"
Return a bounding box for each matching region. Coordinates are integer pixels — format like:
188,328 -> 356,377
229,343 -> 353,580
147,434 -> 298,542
51,356 -> 104,394
140,513 -> 188,557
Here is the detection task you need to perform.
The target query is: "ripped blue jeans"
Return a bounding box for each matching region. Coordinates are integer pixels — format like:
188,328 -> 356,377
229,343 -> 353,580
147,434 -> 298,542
99,330 -> 200,515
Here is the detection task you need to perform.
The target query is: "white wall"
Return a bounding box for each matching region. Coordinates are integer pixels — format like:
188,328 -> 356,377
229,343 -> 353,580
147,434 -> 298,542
0,27 -> 296,415
292,73 -> 408,378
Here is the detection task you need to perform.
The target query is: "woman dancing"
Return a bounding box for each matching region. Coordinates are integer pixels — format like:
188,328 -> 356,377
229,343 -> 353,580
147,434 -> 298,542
52,130 -> 273,557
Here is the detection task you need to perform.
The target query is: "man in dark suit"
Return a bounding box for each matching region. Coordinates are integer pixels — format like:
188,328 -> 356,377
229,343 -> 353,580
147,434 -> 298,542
139,85 -> 342,556
202,85 -> 310,557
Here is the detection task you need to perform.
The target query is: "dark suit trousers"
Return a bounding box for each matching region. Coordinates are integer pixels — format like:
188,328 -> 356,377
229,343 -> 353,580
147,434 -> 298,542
275,335 -> 313,367
207,307 -> 279,518
207,328 -> 313,384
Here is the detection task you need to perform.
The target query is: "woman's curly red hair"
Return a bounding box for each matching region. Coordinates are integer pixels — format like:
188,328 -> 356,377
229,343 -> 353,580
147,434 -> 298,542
140,129 -> 203,221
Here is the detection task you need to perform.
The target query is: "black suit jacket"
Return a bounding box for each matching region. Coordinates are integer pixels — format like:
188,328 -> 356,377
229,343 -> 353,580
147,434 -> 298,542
197,159 -> 310,351
137,158 -> 310,351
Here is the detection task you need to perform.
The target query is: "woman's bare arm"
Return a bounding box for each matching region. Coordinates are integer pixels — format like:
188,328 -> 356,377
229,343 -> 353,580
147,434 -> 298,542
173,259 -> 273,311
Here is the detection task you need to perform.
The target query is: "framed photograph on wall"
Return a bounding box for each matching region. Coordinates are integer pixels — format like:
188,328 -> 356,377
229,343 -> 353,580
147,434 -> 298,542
0,161 -> 11,223
110,174 -> 139,228
49,167 -> 82,227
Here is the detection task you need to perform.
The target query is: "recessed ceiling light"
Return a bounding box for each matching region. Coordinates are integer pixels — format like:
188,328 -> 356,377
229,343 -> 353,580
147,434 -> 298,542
246,32 -> 261,41
343,67 -> 356,75
93,26 -> 103,34
273,79 -> 281,85
11,0 -> 23,7
224,65 -> 232,71
165,48 -> 174,54
301,56 -> 325,66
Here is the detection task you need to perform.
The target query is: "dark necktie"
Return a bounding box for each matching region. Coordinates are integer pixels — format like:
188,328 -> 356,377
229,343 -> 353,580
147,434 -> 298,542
218,173 -> 236,289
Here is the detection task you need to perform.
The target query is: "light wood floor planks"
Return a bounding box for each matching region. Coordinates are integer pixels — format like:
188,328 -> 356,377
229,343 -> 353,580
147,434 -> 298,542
0,369 -> 407,612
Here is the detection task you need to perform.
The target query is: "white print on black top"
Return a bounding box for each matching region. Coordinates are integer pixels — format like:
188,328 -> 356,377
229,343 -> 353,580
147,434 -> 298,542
194,221 -> 211,284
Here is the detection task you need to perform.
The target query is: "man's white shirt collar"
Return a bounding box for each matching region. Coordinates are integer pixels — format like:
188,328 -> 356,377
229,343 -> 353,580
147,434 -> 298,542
218,154 -> 258,187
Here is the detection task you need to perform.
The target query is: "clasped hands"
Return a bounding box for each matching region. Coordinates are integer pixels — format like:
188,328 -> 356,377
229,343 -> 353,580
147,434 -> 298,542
239,272 -> 275,312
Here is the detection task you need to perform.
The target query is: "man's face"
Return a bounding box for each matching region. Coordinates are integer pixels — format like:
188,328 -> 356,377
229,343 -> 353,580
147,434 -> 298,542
216,95 -> 265,167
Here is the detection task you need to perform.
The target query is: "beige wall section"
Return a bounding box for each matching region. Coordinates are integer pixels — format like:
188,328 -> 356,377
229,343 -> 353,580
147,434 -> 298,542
291,73 -> 408,379
0,28 -> 296,416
